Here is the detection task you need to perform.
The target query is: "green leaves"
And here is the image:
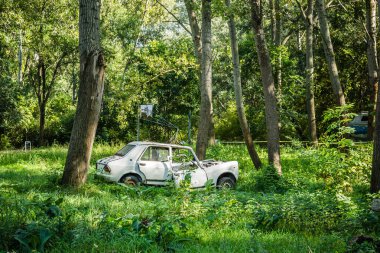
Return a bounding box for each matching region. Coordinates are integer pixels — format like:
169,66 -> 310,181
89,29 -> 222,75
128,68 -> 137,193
321,104 -> 356,148
14,224 -> 52,253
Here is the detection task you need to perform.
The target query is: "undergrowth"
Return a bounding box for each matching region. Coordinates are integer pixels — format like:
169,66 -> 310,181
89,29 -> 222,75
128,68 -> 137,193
0,143 -> 379,252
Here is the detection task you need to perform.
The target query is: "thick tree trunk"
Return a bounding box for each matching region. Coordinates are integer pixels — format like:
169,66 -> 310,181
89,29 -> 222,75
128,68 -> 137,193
316,0 -> 345,107
371,83 -> 380,192
305,0 -> 318,145
62,0 -> 105,187
250,0 -> 282,175
226,0 -> 262,169
366,0 -> 378,140
196,0 -> 213,160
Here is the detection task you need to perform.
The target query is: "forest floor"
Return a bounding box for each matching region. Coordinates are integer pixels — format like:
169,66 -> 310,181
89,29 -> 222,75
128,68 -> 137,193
1,143 -> 379,252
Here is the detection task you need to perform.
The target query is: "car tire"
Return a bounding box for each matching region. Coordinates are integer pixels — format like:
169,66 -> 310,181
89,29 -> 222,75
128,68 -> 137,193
120,175 -> 140,186
217,176 -> 236,189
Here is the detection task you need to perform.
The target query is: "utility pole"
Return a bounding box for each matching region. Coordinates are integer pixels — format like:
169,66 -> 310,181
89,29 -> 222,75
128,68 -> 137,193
188,110 -> 192,144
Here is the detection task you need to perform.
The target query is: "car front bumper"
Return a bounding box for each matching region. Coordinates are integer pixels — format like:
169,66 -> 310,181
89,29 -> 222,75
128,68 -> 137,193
95,172 -> 115,182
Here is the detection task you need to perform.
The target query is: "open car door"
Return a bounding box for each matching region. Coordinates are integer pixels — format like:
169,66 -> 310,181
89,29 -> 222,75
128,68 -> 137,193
171,147 -> 208,188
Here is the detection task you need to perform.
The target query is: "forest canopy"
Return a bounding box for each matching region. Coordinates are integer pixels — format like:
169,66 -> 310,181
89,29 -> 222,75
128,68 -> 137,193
0,0 -> 372,148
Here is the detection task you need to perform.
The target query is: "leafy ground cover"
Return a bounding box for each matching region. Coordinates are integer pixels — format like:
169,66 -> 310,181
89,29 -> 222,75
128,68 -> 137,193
0,143 -> 379,252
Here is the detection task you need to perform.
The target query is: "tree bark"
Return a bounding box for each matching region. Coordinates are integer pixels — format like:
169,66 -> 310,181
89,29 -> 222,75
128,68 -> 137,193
18,31 -> 22,85
370,0 -> 380,193
269,0 -> 276,43
62,0 -> 105,187
37,58 -> 47,146
250,0 -> 282,175
305,0 -> 318,145
39,102 -> 46,146
184,0 -> 215,147
371,82 -> 380,192
226,0 -> 262,169
195,0 -> 213,160
316,0 -> 346,107
274,0 -> 282,100
184,0 -> 202,64
366,0 -> 378,140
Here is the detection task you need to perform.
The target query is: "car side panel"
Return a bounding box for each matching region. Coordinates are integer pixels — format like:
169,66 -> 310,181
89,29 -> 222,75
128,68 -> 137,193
204,161 -> 239,184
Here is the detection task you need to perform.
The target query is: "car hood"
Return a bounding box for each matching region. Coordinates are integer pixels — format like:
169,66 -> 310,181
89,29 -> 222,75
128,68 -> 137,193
96,155 -> 122,165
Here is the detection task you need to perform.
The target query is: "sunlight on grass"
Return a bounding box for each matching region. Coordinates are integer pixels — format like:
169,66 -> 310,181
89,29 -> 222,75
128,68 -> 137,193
0,143 -> 378,252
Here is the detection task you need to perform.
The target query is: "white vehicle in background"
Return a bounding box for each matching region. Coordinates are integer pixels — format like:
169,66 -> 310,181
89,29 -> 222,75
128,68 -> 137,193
348,111 -> 368,139
96,142 -> 239,189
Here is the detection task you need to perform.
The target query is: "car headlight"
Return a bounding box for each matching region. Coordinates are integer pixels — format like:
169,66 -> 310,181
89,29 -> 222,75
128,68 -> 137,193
104,165 -> 111,173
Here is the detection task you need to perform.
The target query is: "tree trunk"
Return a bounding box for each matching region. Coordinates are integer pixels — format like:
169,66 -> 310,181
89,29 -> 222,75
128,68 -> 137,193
269,0 -> 275,43
305,0 -> 318,145
371,82 -> 380,192
37,58 -> 47,146
366,0 -> 378,140
62,0 -> 105,187
316,0 -> 346,107
195,0 -> 213,160
184,0 -> 215,147
39,103 -> 46,146
18,31 -> 22,85
370,0 -> 380,193
250,0 -> 282,175
274,0 -> 282,101
184,0 -> 202,64
226,0 -> 262,169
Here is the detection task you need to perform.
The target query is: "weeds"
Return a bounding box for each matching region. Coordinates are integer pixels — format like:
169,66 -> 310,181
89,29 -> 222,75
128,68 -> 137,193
0,143 -> 377,252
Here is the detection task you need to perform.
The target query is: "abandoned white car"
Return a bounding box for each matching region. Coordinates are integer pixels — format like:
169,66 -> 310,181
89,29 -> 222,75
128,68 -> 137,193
96,141 -> 239,189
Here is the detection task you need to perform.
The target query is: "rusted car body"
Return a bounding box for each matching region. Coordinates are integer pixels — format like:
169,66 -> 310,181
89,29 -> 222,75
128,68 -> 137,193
96,142 -> 238,188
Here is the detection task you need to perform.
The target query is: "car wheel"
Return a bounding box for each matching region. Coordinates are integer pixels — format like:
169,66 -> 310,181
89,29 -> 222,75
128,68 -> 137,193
217,176 -> 236,189
121,175 -> 140,186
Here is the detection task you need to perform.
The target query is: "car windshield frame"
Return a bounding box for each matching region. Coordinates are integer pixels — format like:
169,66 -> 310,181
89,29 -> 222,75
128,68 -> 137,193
115,144 -> 136,156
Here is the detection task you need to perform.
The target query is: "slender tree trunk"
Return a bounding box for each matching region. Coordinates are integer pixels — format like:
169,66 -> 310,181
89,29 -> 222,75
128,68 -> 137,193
371,80 -> 380,192
296,25 -> 302,51
39,103 -> 46,146
196,0 -> 213,160
72,64 -> 77,104
38,58 -> 47,146
18,31 -> 22,84
226,0 -> 262,169
62,0 -> 105,187
370,0 -> 380,193
316,0 -> 345,107
274,0 -> 282,100
269,0 -> 276,42
366,0 -> 378,140
250,0 -> 282,175
305,0 -> 318,145
184,0 -> 202,64
184,0 -> 215,147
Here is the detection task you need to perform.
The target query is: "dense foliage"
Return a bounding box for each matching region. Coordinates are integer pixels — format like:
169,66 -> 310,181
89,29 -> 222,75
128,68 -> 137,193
0,0 -> 372,148
1,144 -> 379,252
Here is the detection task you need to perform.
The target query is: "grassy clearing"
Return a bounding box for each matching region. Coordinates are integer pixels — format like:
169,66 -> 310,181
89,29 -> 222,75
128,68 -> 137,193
0,143 -> 379,252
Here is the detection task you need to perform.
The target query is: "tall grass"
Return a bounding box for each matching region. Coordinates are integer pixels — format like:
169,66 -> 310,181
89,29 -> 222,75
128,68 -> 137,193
0,143 -> 378,252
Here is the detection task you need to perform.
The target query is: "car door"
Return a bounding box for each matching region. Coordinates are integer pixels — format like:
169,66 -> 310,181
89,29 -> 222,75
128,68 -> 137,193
138,146 -> 171,185
171,148 -> 208,188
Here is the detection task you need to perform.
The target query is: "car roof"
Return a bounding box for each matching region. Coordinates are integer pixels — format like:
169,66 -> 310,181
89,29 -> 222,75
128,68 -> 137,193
128,141 -> 191,149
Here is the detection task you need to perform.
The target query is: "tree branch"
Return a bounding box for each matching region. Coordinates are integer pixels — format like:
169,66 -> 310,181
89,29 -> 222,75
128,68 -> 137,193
295,0 -> 307,21
155,0 -> 192,36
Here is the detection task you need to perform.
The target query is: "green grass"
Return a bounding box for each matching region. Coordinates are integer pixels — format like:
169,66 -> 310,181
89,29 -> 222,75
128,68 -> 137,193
0,143 -> 379,252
